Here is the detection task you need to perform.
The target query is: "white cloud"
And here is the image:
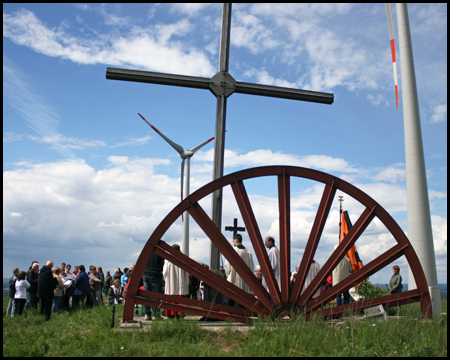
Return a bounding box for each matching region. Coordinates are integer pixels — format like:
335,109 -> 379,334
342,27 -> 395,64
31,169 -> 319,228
430,103 -> 447,124
3,152 -> 446,284
28,134 -> 106,150
3,8 -> 215,77
3,132 -> 23,142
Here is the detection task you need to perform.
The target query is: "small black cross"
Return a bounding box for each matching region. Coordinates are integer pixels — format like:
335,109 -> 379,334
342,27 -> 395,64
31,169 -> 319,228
225,218 -> 245,236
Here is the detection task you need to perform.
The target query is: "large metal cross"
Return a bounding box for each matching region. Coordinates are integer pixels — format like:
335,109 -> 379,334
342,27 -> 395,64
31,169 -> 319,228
106,3 -> 334,280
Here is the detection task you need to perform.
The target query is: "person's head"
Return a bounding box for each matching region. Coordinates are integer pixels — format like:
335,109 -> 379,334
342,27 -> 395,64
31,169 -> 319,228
172,244 -> 181,251
18,271 -> 27,281
113,279 -> 121,287
89,265 -> 96,274
53,267 -> 61,275
233,233 -> 242,245
264,236 -> 275,248
66,264 -> 72,273
32,262 -> 39,272
46,260 -> 54,269
79,265 -> 86,272
123,267 -> 129,276
73,265 -> 80,274
107,271 -> 110,275
61,262 -> 66,270
13,267 -> 19,275
392,265 -> 400,273
97,266 -> 102,273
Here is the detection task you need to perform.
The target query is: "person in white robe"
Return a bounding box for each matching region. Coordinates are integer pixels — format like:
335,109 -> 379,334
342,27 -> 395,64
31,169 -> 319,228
262,236 -> 280,292
163,244 -> 189,296
300,260 -> 321,298
163,244 -> 189,318
225,234 -> 255,297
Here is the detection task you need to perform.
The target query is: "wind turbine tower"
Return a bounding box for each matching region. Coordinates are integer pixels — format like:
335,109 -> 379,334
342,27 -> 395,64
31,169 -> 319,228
386,3 -> 442,317
138,113 -> 215,257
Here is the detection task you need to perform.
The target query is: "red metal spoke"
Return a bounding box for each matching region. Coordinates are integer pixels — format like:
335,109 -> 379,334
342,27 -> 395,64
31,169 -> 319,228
310,288 -> 432,319
186,199 -> 273,311
298,206 -> 376,307
305,242 -> 408,311
231,177 -> 278,305
130,293 -> 255,323
290,181 -> 337,304
153,241 -> 268,315
278,169 -> 291,303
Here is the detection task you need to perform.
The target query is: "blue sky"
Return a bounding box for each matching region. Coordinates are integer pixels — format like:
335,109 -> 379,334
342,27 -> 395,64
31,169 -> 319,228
3,3 -> 447,286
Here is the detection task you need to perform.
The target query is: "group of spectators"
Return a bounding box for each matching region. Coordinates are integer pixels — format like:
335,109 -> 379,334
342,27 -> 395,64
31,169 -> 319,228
6,260 -> 134,321
6,237 -> 403,321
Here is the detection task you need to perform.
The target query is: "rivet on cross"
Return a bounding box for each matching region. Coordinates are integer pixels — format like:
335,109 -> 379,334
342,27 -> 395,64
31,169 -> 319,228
225,218 -> 246,236
106,3 -> 334,279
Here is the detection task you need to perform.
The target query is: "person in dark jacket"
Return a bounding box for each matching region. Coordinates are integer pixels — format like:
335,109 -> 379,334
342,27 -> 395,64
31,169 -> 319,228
6,267 -> 19,317
37,260 -> 58,321
73,265 -> 90,310
143,252 -> 164,320
25,261 -> 40,314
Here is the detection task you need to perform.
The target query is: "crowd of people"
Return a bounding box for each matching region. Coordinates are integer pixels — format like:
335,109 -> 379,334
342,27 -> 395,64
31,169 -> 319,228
6,234 -> 402,321
5,260 -> 135,320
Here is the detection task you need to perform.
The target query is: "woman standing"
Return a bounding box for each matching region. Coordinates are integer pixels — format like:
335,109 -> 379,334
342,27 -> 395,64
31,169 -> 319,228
14,271 -> 30,315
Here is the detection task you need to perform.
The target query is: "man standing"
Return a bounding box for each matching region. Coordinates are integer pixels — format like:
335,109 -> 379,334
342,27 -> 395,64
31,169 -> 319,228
25,262 -> 39,315
6,267 -> 19,317
332,246 -> 352,306
262,236 -> 280,292
143,252 -> 165,320
37,260 -> 58,321
225,233 -> 255,307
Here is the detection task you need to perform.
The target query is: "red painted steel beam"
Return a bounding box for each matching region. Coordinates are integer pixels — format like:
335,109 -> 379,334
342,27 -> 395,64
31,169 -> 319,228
154,240 -> 269,316
130,294 -> 255,323
290,181 -> 337,304
312,289 -> 431,319
186,199 -> 272,312
278,170 -> 291,303
298,206 -> 376,307
231,177 -> 279,305
305,242 -> 408,312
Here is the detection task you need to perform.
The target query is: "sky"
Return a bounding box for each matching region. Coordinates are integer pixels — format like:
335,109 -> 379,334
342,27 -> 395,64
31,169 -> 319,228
3,3 -> 447,287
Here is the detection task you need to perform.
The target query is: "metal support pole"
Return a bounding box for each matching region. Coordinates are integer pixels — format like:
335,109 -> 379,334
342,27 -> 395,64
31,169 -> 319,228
210,3 -> 232,276
182,157 -> 191,256
396,3 -> 441,317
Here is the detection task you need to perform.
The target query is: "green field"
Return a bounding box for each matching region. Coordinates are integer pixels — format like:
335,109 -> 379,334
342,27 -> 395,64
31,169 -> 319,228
3,298 -> 447,357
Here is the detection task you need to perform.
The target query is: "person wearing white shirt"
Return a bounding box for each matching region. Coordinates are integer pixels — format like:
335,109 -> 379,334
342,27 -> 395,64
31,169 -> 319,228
262,236 -> 280,293
14,271 -> 30,315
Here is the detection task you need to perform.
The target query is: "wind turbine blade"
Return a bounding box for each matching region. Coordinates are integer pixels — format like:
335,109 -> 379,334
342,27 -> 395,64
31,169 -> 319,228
189,136 -> 215,154
137,113 -> 184,154
385,3 -> 399,109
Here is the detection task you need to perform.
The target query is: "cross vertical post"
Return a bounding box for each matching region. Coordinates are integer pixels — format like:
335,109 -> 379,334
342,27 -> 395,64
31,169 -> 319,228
210,3 -> 233,277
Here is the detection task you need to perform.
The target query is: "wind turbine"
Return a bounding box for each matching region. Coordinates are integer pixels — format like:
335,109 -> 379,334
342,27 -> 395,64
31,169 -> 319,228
138,112 -> 215,257
384,3 -> 442,317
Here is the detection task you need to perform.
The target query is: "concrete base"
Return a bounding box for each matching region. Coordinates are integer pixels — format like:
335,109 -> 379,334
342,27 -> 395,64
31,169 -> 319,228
118,315 -> 254,333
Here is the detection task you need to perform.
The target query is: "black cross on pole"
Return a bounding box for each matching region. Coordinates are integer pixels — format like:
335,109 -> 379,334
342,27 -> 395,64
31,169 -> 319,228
225,218 -> 246,237
106,3 -> 334,278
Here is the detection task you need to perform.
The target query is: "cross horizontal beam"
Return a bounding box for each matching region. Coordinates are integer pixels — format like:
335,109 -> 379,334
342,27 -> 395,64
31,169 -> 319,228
106,67 -> 334,105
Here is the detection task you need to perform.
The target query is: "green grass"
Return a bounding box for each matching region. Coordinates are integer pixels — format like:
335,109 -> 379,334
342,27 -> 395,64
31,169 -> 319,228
3,298 -> 447,357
